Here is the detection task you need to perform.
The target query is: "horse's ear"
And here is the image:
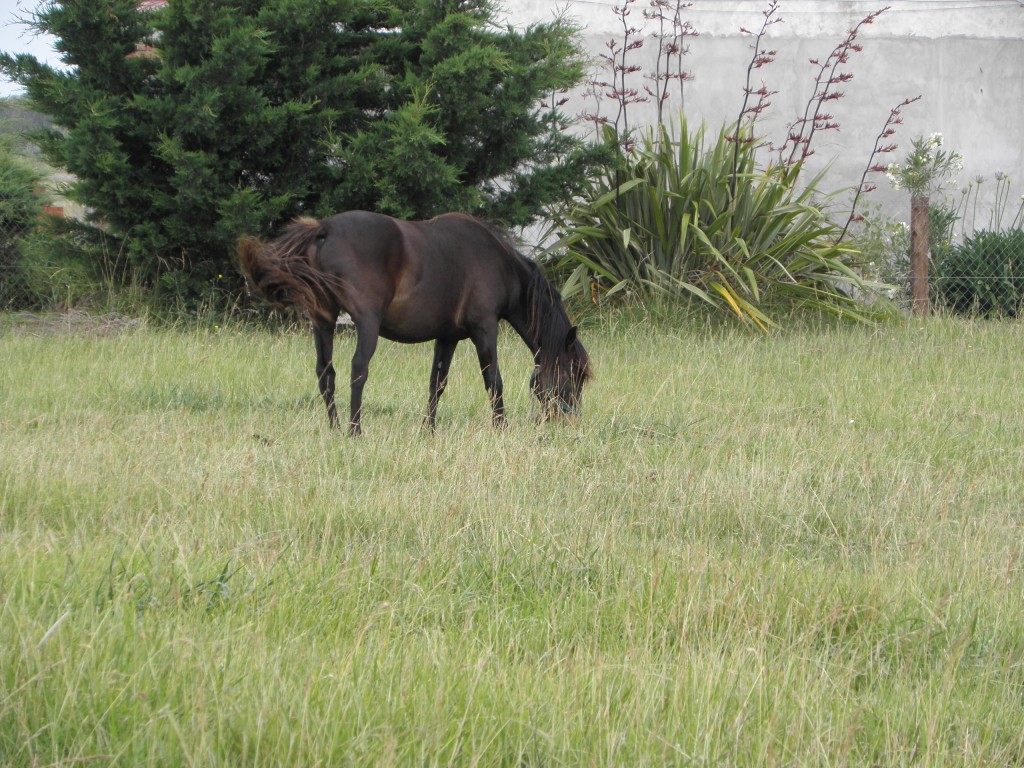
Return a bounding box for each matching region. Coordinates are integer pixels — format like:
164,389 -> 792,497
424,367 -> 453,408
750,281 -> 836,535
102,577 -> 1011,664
564,326 -> 578,350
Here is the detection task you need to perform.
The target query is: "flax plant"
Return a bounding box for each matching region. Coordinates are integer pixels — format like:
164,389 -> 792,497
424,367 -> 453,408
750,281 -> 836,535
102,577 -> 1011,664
547,121 -> 873,327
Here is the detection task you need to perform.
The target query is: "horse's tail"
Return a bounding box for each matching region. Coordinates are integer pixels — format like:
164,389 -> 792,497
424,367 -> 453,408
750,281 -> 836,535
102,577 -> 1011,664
237,218 -> 336,322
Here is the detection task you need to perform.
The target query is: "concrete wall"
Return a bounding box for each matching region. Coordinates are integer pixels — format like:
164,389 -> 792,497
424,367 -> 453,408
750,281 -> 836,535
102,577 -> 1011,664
502,0 -> 1024,226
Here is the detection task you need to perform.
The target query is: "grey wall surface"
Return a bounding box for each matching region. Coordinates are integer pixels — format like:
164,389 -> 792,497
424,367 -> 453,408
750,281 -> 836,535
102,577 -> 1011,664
503,0 -> 1024,226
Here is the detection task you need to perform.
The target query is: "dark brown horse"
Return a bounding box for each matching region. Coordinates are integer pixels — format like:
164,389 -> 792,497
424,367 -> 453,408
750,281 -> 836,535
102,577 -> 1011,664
238,211 -> 591,435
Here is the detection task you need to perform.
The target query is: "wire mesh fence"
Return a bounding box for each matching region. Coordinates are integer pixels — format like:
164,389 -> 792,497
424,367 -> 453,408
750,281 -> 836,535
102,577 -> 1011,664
0,219 -> 35,310
3,206 -> 1024,317
932,229 -> 1024,317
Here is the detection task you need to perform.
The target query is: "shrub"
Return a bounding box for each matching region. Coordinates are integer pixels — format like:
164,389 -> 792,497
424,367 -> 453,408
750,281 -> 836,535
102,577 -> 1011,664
857,202 -> 956,306
885,133 -> 963,200
546,121 -> 873,327
936,229 -> 1024,317
21,217 -> 151,311
0,145 -> 46,309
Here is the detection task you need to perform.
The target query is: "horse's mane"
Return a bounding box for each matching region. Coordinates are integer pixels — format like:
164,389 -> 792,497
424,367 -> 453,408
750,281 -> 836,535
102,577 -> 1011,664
237,218 -> 338,322
522,259 -> 592,380
480,220 -> 592,382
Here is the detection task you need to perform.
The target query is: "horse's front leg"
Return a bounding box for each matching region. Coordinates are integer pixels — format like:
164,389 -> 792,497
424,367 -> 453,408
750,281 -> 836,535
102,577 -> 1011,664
470,323 -> 505,427
426,338 -> 458,432
348,319 -> 380,436
313,319 -> 338,428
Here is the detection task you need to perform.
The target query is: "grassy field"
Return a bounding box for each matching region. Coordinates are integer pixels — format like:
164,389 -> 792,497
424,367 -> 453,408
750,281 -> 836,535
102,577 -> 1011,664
2,312 -> 1024,766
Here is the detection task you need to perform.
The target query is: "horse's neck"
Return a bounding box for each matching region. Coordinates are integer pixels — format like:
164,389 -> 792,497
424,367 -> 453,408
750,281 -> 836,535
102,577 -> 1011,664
505,304 -> 541,358
508,258 -> 565,360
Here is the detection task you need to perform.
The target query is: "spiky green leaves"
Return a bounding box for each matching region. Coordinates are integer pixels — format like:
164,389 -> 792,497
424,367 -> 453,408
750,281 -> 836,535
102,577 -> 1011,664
550,121 -> 879,326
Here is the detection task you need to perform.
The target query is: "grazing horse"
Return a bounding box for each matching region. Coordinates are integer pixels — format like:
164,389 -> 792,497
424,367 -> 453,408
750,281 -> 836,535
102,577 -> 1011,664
238,210 -> 592,435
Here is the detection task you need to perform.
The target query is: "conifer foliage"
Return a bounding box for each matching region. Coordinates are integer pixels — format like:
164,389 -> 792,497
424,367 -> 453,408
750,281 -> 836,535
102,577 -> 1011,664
1,0 -> 594,299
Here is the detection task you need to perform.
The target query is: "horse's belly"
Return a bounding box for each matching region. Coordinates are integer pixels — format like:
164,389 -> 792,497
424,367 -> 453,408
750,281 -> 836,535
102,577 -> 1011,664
379,326 -> 466,344
378,311 -> 469,344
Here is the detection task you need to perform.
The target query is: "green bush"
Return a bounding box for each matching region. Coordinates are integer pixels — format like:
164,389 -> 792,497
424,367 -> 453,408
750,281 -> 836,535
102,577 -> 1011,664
0,146 -> 45,309
936,229 -> 1024,317
547,121 -> 874,327
857,203 -> 957,306
19,217 -> 145,311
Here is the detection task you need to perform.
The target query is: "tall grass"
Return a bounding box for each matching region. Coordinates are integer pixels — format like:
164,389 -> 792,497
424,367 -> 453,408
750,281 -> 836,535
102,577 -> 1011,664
2,315 -> 1024,765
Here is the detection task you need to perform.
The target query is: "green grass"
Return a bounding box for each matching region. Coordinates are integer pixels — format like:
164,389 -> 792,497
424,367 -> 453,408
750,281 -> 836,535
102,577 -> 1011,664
2,314 -> 1024,766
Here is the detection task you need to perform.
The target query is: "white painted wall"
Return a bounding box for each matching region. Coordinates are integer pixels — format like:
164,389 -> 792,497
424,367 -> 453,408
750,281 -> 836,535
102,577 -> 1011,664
502,0 -> 1024,226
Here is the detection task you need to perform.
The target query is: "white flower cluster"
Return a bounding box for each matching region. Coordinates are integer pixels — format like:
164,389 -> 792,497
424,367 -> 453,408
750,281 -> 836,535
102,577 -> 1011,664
886,132 -> 964,197
886,163 -> 905,190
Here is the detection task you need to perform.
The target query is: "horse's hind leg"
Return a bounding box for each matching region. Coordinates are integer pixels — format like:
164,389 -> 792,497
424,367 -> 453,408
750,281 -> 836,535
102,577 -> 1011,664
313,320 -> 339,428
470,323 -> 505,427
426,338 -> 458,431
348,318 -> 380,436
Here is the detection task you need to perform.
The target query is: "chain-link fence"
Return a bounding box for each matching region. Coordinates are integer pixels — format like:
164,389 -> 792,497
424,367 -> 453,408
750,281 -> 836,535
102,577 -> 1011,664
0,201 -> 78,310
3,203 -> 1023,317
858,202 -> 1024,317
931,229 -> 1024,317
0,217 -> 36,310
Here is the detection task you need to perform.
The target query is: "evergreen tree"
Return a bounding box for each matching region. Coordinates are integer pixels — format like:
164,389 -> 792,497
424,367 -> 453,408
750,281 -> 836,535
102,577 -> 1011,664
1,0 -> 596,300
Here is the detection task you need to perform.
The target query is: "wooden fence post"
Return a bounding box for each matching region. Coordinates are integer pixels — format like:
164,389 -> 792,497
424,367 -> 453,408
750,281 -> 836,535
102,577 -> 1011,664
910,195 -> 930,316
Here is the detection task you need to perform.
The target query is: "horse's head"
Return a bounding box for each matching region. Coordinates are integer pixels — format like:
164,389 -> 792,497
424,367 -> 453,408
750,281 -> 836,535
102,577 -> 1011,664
531,326 -> 592,418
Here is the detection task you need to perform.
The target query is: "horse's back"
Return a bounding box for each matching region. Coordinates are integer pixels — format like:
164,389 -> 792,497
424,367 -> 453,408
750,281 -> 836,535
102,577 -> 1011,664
317,211 -> 526,342
319,211 -> 512,271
